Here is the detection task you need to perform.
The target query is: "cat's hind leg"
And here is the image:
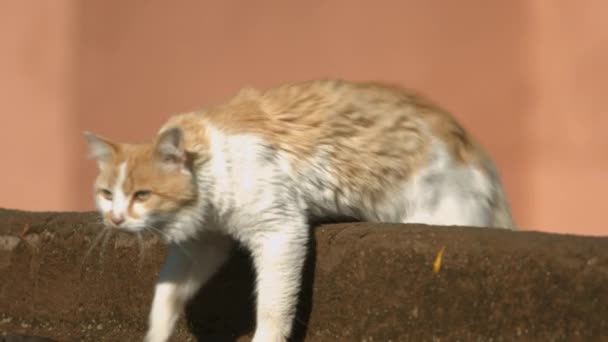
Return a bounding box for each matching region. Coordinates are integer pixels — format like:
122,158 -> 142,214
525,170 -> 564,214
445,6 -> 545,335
144,233 -> 233,342
401,167 -> 495,227
403,192 -> 492,227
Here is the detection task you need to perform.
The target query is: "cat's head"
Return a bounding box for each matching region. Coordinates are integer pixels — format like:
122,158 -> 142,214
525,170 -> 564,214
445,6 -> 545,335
84,127 -> 197,233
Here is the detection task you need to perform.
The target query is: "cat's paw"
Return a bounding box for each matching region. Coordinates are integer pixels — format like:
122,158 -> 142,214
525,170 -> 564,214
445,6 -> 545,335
143,331 -> 169,342
251,328 -> 288,342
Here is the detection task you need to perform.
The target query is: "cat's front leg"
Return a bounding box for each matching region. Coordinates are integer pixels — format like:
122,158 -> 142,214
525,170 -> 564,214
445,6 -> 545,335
144,234 -> 232,342
248,217 -> 309,342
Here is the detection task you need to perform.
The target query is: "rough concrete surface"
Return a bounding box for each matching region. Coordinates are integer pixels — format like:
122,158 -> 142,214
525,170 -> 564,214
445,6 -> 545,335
0,208 -> 607,342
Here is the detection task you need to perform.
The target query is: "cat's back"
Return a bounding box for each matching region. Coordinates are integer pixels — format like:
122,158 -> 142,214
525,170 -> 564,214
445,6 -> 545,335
163,79 -> 490,180
209,79 -> 482,163
261,79 -> 488,175
161,79 -> 514,228
254,80 -> 513,228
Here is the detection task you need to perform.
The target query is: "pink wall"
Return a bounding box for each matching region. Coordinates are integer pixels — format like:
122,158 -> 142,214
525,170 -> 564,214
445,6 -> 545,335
0,1 -> 76,210
525,2 -> 608,234
0,1 -> 606,236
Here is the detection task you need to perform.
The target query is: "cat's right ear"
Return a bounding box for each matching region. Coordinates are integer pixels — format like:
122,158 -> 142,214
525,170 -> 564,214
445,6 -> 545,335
154,127 -> 185,167
83,131 -> 117,164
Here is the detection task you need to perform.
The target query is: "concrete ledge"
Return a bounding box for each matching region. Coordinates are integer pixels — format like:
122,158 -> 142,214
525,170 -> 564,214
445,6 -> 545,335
1,208 -> 607,341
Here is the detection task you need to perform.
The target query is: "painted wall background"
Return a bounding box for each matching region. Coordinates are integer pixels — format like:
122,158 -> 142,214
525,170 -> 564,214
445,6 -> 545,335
1,1 -> 606,236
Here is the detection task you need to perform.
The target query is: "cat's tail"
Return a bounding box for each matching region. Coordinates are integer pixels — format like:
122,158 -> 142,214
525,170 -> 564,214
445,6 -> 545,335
491,185 -> 517,230
484,157 -> 517,230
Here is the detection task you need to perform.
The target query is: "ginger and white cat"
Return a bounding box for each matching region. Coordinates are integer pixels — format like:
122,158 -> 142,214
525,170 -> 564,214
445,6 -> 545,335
85,79 -> 515,342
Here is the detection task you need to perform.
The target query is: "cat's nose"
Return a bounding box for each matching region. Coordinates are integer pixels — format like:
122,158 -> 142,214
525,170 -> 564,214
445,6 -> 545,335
110,214 -> 125,226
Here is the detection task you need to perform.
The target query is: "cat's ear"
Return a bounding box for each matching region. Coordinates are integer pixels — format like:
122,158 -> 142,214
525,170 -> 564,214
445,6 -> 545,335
83,131 -> 118,163
154,127 -> 185,167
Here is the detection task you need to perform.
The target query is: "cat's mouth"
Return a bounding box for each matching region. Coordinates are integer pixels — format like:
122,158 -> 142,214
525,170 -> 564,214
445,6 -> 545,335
103,219 -> 147,233
111,225 -> 144,233
118,225 -> 146,233
101,214 -> 173,240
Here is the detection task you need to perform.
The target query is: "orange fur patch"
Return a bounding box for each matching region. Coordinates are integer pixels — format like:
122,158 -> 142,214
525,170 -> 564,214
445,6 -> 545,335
94,142 -> 197,217
93,79 -> 488,212
160,79 -> 484,197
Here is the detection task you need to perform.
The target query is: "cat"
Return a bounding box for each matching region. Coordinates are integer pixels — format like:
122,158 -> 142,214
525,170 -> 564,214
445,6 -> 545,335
84,79 -> 516,342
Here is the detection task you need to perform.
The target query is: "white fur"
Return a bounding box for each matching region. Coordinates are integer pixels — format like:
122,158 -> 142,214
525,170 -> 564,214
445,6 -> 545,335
145,127 -> 309,342
144,235 -> 233,342
132,202 -> 147,218
393,141 -> 494,227
111,162 -> 129,221
296,140 -> 498,227
95,161 -> 149,232
97,195 -> 112,213
94,163 -> 126,221
143,128 -> 509,342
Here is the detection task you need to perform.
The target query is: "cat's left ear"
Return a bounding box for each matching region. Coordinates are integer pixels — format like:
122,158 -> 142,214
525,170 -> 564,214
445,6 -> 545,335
155,127 -> 186,167
83,131 -> 118,163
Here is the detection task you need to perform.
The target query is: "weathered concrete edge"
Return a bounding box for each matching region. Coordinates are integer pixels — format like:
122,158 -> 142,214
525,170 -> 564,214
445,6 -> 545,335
1,208 -> 608,342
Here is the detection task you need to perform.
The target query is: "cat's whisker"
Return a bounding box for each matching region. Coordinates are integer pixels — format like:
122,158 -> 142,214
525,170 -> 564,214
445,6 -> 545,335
136,231 -> 145,270
79,226 -> 109,272
87,220 -> 106,226
87,217 -> 104,224
145,225 -> 171,241
146,225 -> 192,259
98,227 -> 114,269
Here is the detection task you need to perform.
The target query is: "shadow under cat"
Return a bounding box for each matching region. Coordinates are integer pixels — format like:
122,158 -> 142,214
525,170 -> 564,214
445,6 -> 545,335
184,223 -> 322,342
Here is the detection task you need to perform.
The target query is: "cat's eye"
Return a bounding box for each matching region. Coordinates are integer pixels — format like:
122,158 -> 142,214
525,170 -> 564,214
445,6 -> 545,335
133,190 -> 152,202
99,189 -> 113,200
